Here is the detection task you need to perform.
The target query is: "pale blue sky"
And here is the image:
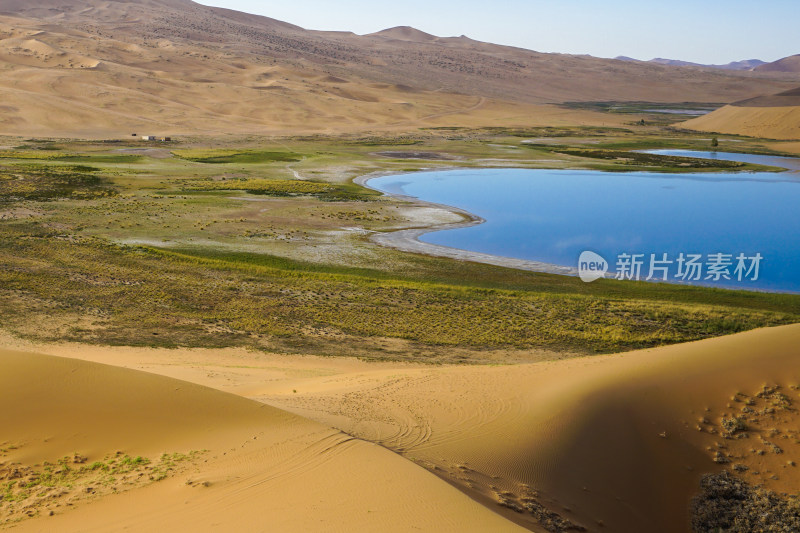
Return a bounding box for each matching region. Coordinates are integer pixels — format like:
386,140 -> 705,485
199,1 -> 798,64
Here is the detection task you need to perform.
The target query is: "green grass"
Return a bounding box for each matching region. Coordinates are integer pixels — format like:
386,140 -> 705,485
180,178 -> 378,201
183,178 -> 333,195
172,149 -> 300,164
0,151 -> 142,164
58,155 -> 144,164
522,145 -> 783,172
543,147 -> 752,170
0,222 -> 795,359
0,164 -> 115,202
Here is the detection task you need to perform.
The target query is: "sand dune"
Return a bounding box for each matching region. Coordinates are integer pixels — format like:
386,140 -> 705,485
682,104 -> 800,140
256,325 -> 800,532
1,349 -> 524,532
683,88 -> 800,140
6,325 -> 800,531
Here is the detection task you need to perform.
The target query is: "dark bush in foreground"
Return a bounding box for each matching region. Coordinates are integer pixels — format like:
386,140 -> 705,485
692,471 -> 800,532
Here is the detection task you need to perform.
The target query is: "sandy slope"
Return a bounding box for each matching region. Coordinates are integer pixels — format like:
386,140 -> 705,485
6,325 -> 800,532
683,104 -> 800,140
0,349 -> 524,532
682,87 -> 800,140
247,325 -> 800,532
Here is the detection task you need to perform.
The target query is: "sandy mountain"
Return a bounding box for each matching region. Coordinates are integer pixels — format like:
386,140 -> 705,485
756,54 -> 800,73
0,0 -> 797,137
682,86 -> 800,140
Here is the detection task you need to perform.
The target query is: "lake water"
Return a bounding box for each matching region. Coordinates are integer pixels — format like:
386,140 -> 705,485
368,152 -> 800,292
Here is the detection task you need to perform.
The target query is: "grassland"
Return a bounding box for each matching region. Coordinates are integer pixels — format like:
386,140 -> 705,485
0,125 -> 798,362
172,149 -> 300,164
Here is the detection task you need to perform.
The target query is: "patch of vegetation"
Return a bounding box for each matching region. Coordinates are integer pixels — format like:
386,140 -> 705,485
13,144 -> 61,151
0,164 -> 115,202
481,126 -> 634,138
561,101 -> 723,115
721,416 -> 748,437
495,486 -> 587,532
58,155 -> 143,164
0,451 -> 201,525
172,149 -> 300,164
150,452 -> 200,482
183,178 -> 332,196
181,178 -> 377,201
691,471 -> 800,532
539,147 -> 754,171
0,151 -> 66,160
0,151 -> 141,164
343,136 -> 424,146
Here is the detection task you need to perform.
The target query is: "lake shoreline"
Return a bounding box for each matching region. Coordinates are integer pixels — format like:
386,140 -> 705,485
355,153 -> 800,292
354,170 -> 579,276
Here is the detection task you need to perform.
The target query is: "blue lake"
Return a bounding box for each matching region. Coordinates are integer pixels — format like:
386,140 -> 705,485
368,151 -> 800,293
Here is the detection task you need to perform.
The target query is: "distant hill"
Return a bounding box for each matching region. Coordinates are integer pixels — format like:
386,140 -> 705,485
0,0 -> 797,136
682,87 -> 800,140
615,56 -> 766,71
368,26 -> 439,43
756,54 -> 800,73
722,59 -> 768,71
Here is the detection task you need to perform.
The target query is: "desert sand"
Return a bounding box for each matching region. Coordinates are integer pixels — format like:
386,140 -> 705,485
684,104 -> 800,141
683,87 -> 800,141
4,324 -> 800,532
0,348 -> 525,532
